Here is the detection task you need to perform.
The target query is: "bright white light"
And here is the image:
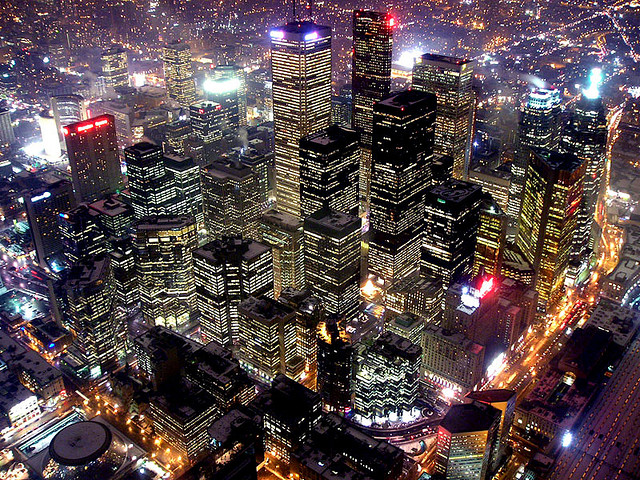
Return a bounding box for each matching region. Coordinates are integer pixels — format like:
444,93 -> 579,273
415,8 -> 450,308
304,31 -> 319,41
270,30 -> 284,40
22,142 -> 44,158
397,48 -> 423,69
486,351 -> 506,379
562,431 -> 573,447
582,68 -> 602,99
203,77 -> 240,95
132,72 -> 146,87
442,387 -> 456,400
43,56 -> 50,64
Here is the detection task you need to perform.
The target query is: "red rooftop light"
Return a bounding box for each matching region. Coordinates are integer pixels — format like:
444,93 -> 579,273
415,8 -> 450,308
77,123 -> 94,133
95,118 -> 109,127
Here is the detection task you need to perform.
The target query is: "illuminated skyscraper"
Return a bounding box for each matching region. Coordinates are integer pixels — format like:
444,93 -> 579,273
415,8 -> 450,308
163,153 -> 203,224
317,316 -> 353,413
135,216 -> 198,330
204,65 -> 247,131
101,46 -> 129,90
352,10 -> 393,205
473,194 -> 508,277
193,237 -> 273,346
369,90 -> 436,285
164,119 -> 191,156
0,108 -> 15,147
561,74 -> 607,280
190,101 -> 223,155
516,149 -> 585,309
508,87 -> 562,219
60,203 -> 107,264
259,209 -> 306,297
300,125 -> 359,218
201,159 -> 261,240
412,54 -> 475,180
304,210 -> 361,321
51,94 -> 86,151
422,179 -> 482,289
271,21 -> 332,217
64,115 -> 123,203
163,41 -> 196,107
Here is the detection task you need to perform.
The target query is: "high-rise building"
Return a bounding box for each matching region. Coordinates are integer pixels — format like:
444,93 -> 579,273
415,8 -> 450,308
259,209 -> 306,297
163,153 -> 203,224
561,91 -> 607,280
351,10 -> 394,205
385,311 -> 424,349
0,108 -> 15,147
64,115 -> 123,203
163,41 -> 196,107
422,179 -> 482,289
473,194 -> 508,277
304,210 -> 361,321
508,87 -> 562,219
317,316 -> 353,413
369,90 -> 436,285
271,21 -> 332,217
203,65 -> 247,132
516,149 -> 585,308
164,119 -> 191,155
190,101 -> 223,155
300,125 -> 359,218
23,174 -> 75,266
412,54 -> 475,180
101,46 -> 129,90
193,237 -> 273,347
60,203 -> 107,264
124,142 -> 176,220
62,256 -> 125,378
201,159 -> 261,240
354,331 -> 421,422
435,402 -> 500,480
135,216 -> 198,330
51,94 -> 86,151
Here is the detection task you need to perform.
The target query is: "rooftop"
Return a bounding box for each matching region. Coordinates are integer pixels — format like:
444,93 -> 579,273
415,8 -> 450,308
428,178 -> 482,204
304,209 -> 360,237
193,237 -> 271,264
440,402 -> 500,434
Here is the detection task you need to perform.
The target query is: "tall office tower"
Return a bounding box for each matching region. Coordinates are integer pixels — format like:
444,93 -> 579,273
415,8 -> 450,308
516,149 -> 585,309
163,154 -> 203,224
201,159 -> 261,240
369,90 -> 436,285
561,87 -> 607,279
89,196 -> 134,245
109,237 -> 138,311
236,296 -> 300,383
23,175 -> 75,266
352,10 -> 393,205
62,256 -> 125,378
259,209 -> 306,297
60,204 -> 107,264
64,115 -> 124,203
164,119 -> 191,155
354,331 -> 421,423
271,21 -> 332,217
412,54 -> 475,180
278,288 -> 325,391
124,142 -> 175,220
0,108 -> 15,147
214,65 -> 248,126
422,179 -> 482,289
135,216 -> 198,330
101,46 -> 129,90
435,402 -> 500,480
304,210 -> 361,321
190,101 -> 223,155
508,87 -> 562,219
51,94 -> 86,151
473,194 -> 508,277
317,316 -> 353,413
300,125 -> 359,218
204,66 -> 246,132
163,41 -> 196,107
193,237 -> 273,346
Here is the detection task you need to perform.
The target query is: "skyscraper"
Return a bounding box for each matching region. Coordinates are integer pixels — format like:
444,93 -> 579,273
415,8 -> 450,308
516,149 -> 585,308
51,94 -> 86,151
193,237 -> 273,346
200,159 -> 261,240
163,41 -> 196,107
60,203 -> 107,264
304,210 -> 361,321
0,108 -> 15,147
163,154 -> 203,224
473,194 -> 508,277
412,54 -> 475,180
422,179 -> 482,289
64,115 -> 123,203
508,87 -> 562,219
135,216 -> 198,330
259,209 -> 306,297
299,125 -> 359,218
369,90 -> 436,285
101,46 -> 129,90
317,316 -> 353,413
190,101 -> 223,155
203,65 -> 247,132
271,21 -> 332,217
351,10 -> 394,205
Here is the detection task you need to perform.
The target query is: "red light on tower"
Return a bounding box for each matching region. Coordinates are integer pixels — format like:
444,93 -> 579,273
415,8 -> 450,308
94,119 -> 109,127
479,277 -> 495,298
77,123 -> 95,133
387,17 -> 396,28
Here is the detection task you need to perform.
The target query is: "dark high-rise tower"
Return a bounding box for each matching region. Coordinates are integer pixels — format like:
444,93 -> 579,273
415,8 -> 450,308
300,125 -> 359,219
508,88 -> 562,219
412,54 -> 475,180
64,115 -> 123,203
422,179 -> 482,289
368,90 -> 436,285
351,10 -> 394,206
